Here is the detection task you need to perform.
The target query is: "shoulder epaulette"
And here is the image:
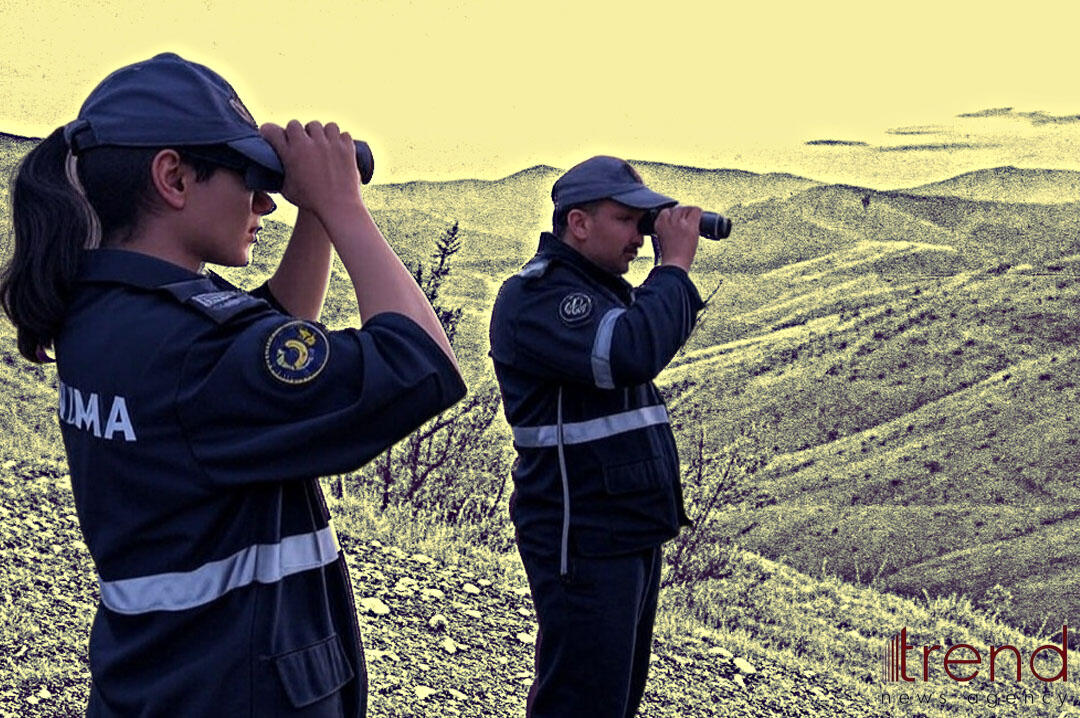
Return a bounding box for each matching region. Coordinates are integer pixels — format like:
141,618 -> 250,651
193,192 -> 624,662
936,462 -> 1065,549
517,256 -> 552,279
157,278 -> 270,325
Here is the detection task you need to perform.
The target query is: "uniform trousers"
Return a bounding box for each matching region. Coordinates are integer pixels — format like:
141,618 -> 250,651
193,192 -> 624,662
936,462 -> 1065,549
518,540 -> 663,718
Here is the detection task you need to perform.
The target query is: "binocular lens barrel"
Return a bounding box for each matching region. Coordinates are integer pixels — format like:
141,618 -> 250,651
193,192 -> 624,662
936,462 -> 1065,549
253,139 -> 374,192
700,211 -> 732,240
638,209 -> 733,240
354,140 -> 374,185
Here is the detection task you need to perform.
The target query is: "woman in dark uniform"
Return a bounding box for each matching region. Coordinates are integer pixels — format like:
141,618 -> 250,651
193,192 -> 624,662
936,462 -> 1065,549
0,53 -> 465,717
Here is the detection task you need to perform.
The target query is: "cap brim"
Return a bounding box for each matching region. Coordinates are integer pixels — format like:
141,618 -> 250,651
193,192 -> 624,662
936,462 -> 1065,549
609,185 -> 678,210
227,136 -> 284,191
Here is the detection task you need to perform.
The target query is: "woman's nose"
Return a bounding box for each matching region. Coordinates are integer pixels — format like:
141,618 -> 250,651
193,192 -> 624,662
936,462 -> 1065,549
253,190 -> 276,216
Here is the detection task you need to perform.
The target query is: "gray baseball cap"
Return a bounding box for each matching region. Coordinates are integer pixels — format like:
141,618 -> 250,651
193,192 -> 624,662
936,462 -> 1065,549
552,156 -> 676,228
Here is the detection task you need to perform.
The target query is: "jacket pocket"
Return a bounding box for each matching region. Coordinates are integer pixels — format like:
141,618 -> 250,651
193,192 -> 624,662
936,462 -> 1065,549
603,457 -> 666,494
273,634 -> 355,709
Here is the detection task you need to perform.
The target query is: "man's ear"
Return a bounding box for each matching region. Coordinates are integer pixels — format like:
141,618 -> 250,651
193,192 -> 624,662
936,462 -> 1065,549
566,208 -> 591,243
148,149 -> 189,211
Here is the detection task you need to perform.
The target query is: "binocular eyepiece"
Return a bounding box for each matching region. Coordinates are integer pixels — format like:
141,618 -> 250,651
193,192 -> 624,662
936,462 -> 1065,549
638,208 -> 732,240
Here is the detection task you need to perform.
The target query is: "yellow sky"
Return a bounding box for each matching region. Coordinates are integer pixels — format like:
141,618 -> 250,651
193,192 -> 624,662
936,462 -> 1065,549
3,0 -> 1080,186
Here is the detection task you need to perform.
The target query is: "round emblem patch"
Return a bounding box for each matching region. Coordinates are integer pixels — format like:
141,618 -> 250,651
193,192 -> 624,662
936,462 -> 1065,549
264,321 -> 330,385
229,96 -> 257,128
558,293 -> 593,325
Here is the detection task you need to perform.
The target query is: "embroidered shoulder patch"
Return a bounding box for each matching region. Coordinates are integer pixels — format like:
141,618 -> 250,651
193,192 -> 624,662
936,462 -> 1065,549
558,292 -> 593,325
264,321 -> 330,385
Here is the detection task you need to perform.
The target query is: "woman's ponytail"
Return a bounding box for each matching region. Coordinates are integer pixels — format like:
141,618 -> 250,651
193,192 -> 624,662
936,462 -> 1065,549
1,128 -> 98,362
2,127 -> 230,364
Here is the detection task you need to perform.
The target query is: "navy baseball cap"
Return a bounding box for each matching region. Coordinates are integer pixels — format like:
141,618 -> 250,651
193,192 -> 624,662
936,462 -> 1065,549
552,156 -> 676,229
63,53 -> 283,190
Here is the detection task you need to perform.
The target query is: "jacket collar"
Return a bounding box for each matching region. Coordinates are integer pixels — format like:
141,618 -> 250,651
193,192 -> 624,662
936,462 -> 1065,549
77,249 -> 210,290
535,232 -> 633,299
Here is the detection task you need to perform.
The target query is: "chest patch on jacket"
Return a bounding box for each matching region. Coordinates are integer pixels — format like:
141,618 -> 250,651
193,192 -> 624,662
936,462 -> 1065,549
558,293 -> 593,325
264,320 -> 330,384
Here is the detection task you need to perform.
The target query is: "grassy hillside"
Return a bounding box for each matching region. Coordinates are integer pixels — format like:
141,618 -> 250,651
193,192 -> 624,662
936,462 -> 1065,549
711,184 -> 1080,273
0,133 -> 35,236
664,245 -> 1080,633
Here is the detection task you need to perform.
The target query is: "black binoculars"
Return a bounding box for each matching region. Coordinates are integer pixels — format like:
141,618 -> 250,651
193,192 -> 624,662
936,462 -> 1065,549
250,140 -> 374,192
638,208 -> 732,240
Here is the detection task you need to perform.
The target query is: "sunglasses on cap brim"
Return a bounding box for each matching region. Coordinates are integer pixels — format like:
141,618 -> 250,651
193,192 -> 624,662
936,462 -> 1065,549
180,147 -> 281,197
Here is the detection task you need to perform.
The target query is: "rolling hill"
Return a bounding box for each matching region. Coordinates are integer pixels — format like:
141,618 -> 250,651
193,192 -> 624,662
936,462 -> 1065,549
663,241 -> 1080,633
360,160 -> 823,259
903,166 -> 1080,204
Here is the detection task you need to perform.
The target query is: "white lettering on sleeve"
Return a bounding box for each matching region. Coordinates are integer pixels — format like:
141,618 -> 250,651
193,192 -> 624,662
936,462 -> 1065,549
58,381 -> 68,423
72,389 -> 101,438
57,380 -> 137,442
104,397 -> 137,442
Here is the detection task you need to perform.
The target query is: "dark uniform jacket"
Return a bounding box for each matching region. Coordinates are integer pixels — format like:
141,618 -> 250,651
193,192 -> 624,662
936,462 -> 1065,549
56,249 -> 465,717
489,233 -> 703,573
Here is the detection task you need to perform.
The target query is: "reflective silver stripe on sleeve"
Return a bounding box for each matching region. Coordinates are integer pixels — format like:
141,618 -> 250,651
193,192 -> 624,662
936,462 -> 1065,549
556,387 -> 571,577
99,524 -> 340,615
512,405 -> 669,448
590,308 -> 626,389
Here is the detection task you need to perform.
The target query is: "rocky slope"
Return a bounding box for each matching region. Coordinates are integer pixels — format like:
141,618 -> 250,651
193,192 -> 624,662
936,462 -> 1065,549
340,536 -> 885,718
0,459 -> 892,717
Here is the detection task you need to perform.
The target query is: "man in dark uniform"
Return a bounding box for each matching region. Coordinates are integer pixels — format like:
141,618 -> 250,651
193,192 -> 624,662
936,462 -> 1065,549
489,156 -> 704,717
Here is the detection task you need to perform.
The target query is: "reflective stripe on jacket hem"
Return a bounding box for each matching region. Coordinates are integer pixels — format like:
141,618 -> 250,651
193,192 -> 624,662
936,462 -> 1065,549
99,525 -> 340,615
512,405 -> 669,448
